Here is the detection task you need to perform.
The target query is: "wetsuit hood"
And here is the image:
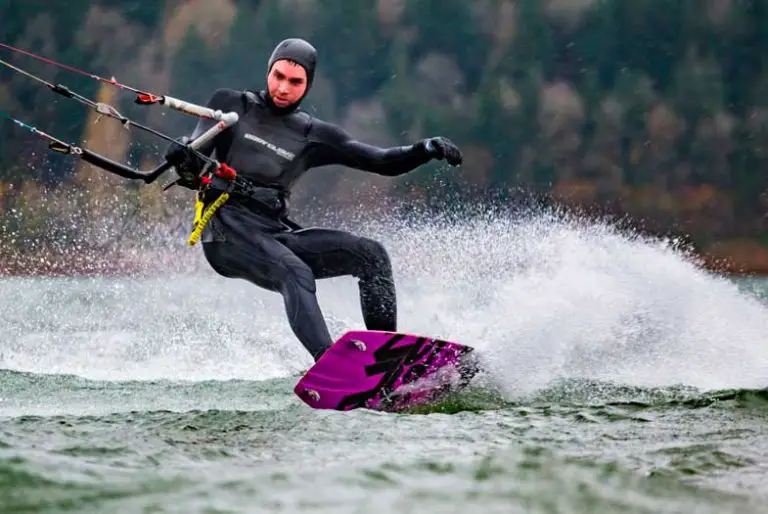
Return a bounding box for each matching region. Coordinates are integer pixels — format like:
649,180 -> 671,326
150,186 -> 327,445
265,38 -> 317,114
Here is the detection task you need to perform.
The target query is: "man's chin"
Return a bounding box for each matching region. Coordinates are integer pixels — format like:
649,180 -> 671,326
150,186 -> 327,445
273,98 -> 293,107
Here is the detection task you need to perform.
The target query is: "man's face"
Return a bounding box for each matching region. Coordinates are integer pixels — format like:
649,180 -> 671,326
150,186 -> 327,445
267,59 -> 308,108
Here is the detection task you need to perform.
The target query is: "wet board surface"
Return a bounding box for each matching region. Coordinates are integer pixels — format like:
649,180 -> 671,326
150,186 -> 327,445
294,330 -> 478,412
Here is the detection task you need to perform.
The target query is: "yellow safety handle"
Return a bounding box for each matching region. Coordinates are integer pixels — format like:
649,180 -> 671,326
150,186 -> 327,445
187,192 -> 229,246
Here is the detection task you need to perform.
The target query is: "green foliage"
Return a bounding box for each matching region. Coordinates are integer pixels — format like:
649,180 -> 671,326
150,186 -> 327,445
3,0 -> 768,248
311,0 -> 390,102
403,0 -> 492,91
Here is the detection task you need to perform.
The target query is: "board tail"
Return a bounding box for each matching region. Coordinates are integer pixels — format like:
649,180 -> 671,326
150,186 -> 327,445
294,330 -> 478,412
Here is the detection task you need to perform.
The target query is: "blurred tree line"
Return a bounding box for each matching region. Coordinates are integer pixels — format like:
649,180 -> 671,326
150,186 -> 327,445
2,0 -> 768,271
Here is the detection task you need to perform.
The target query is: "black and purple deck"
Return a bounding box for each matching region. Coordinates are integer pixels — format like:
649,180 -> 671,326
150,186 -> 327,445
294,330 -> 478,412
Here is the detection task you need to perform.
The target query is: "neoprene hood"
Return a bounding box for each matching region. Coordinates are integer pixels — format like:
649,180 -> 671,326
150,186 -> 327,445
267,38 -> 317,89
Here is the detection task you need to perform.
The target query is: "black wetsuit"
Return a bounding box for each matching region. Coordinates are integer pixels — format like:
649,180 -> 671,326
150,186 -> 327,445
171,38 -> 461,361
185,87 -> 436,360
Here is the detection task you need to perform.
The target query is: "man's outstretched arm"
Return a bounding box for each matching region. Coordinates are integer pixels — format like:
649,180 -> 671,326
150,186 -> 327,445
309,119 -> 463,176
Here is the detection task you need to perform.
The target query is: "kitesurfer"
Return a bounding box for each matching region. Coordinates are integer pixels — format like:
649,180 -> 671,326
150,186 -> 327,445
165,38 -> 463,361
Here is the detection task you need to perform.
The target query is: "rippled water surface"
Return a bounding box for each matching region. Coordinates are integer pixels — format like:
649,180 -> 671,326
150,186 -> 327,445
2,211 -> 768,513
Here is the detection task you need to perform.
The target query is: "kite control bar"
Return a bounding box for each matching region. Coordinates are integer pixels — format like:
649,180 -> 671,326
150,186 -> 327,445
0,41 -> 241,183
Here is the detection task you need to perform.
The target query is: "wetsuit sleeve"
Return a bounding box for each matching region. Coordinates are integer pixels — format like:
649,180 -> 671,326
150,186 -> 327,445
307,119 -> 432,176
188,88 -> 245,158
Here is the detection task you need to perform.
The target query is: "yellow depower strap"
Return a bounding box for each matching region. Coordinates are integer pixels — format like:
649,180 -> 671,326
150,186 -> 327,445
192,194 -> 204,225
187,192 -> 229,246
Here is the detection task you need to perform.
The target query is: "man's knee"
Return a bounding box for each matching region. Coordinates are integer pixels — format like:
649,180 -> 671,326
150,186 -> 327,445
356,237 -> 392,275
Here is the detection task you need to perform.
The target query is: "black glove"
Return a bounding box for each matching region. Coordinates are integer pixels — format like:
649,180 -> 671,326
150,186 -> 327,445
164,136 -> 193,165
164,137 -> 205,189
421,136 -> 463,166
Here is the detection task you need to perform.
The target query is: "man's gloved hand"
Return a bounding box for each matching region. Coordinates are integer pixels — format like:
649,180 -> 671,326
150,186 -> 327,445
164,137 -> 205,190
421,136 -> 463,166
164,136 -> 194,165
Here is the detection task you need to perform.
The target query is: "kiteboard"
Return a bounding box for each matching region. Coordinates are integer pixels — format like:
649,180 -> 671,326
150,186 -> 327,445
294,330 -> 478,413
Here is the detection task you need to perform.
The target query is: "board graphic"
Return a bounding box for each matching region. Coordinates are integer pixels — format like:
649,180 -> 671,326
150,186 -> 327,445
294,330 -> 478,412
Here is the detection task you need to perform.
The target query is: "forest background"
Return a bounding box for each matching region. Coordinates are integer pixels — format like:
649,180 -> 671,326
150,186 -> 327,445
2,0 -> 768,275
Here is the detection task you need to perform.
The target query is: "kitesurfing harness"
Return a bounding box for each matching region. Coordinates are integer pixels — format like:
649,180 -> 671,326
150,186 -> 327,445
184,163 -> 291,245
0,41 -> 244,246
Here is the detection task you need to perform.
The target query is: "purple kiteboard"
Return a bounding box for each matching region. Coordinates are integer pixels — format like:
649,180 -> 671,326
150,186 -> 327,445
294,330 -> 478,412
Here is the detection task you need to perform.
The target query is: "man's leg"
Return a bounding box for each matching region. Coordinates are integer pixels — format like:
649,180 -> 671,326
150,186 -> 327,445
275,228 -> 397,332
202,235 -> 334,360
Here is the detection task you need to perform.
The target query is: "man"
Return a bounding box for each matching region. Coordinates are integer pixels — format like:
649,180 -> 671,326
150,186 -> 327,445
167,38 -> 463,361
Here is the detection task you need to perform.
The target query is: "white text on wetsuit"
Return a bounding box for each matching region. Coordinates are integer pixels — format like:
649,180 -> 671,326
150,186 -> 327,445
244,133 -> 296,161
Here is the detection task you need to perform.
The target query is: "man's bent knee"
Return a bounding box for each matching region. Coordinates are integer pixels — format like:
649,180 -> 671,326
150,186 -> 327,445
356,237 -> 392,275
